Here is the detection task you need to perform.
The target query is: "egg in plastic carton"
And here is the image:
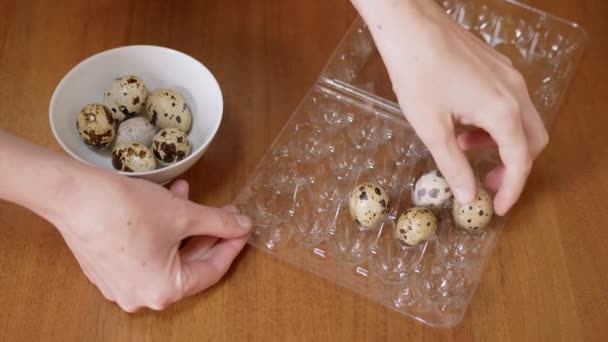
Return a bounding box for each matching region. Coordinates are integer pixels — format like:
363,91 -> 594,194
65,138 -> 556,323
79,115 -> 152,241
234,0 -> 587,328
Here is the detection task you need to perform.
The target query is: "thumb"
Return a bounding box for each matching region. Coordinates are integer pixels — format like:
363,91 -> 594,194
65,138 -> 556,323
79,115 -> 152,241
169,179 -> 190,199
180,235 -> 249,297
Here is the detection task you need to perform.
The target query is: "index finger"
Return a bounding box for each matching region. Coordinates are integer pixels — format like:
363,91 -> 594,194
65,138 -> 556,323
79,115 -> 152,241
180,202 -> 252,239
481,111 -> 531,215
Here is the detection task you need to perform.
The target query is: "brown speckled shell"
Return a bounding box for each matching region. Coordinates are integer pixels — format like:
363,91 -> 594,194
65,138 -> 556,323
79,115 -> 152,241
452,187 -> 494,231
395,207 -> 437,246
76,103 -> 116,149
144,88 -> 192,132
152,128 -> 192,166
111,142 -> 156,172
103,75 -> 148,122
348,182 -> 389,229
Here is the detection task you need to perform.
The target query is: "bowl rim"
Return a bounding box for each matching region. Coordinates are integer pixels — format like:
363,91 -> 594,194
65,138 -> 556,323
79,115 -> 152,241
49,45 -> 223,176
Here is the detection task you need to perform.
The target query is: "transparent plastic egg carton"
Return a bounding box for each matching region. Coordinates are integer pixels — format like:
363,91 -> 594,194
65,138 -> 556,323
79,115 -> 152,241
233,0 -> 587,328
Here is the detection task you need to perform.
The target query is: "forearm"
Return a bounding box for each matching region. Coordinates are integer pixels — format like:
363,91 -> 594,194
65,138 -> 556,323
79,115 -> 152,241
0,129 -> 85,220
351,0 -> 439,78
351,0 -> 426,37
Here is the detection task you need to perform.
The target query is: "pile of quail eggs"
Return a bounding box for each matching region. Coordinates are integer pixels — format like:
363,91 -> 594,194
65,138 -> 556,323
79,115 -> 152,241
349,169 -> 494,247
75,75 -> 193,172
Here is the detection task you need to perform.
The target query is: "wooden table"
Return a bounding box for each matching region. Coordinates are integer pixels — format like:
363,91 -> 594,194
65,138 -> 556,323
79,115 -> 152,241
1,0 -> 606,341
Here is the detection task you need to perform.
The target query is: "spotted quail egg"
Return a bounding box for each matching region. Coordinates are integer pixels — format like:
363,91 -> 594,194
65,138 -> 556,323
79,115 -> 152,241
76,103 -> 116,149
145,88 -> 192,132
452,187 -> 494,231
115,117 -> 158,147
348,182 -> 389,229
103,75 -> 148,122
395,207 -> 437,246
412,169 -> 453,209
111,142 -> 156,172
152,128 -> 192,166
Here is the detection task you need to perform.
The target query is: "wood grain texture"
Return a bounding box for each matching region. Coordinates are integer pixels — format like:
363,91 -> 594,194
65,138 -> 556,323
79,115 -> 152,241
0,0 -> 606,341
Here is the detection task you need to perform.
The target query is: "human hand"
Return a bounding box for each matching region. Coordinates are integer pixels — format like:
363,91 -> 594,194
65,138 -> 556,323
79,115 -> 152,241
353,0 -> 548,215
49,173 -> 252,312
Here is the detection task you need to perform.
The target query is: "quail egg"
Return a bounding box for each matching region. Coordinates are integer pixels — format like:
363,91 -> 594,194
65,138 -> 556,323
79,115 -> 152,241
412,169 -> 453,209
115,117 -> 158,147
348,182 -> 389,229
111,142 -> 156,172
145,88 -> 192,132
76,103 -> 116,149
152,128 -> 192,166
104,75 -> 148,122
452,187 -> 494,231
395,207 -> 437,246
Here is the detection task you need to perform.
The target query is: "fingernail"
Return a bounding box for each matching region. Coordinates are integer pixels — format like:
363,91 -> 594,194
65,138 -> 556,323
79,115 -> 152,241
494,199 -> 508,217
236,214 -> 252,229
453,188 -> 474,204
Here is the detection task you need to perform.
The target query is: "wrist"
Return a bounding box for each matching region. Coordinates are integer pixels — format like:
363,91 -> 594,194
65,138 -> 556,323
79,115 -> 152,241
0,130 -> 94,223
351,0 -> 447,75
351,0 -> 424,24
352,0 -> 433,46
30,156 -> 88,222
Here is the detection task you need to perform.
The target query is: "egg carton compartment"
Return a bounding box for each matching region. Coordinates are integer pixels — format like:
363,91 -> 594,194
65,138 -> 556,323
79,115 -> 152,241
233,0 -> 587,328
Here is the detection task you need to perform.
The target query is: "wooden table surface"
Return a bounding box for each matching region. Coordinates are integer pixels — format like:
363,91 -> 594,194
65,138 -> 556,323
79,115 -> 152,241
1,0 -> 607,341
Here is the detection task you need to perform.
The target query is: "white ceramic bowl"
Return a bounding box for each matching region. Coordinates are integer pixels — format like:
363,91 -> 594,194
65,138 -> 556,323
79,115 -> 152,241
49,45 -> 223,184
